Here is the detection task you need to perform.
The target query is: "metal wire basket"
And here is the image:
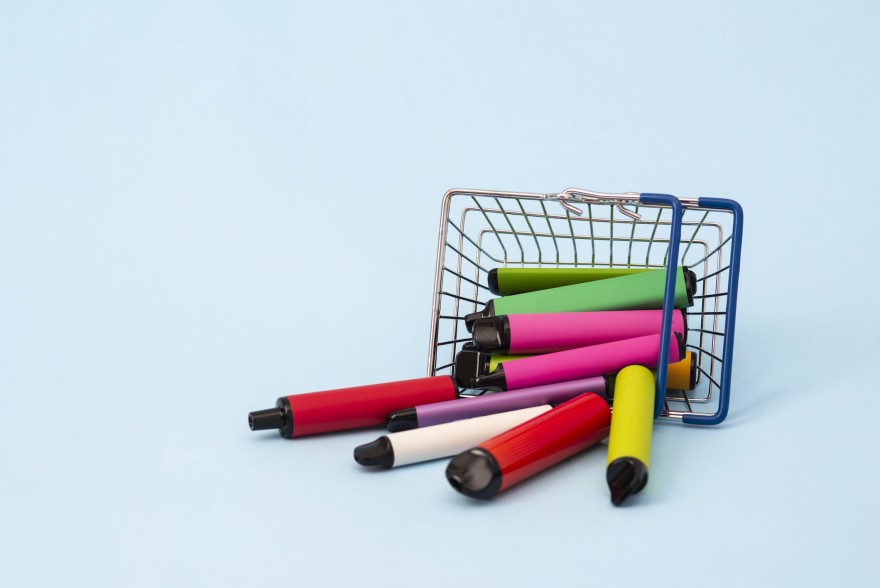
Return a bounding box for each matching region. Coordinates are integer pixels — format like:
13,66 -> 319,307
427,188 -> 743,425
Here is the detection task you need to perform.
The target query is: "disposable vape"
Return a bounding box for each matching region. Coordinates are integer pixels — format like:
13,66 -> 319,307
465,267 -> 696,331
248,376 -> 458,438
473,332 -> 684,391
606,365 -> 656,506
457,346 -> 694,393
453,343 -> 525,389
353,405 -> 551,468
445,393 -> 611,499
386,376 -> 609,432
471,309 -> 687,354
487,266 -> 655,295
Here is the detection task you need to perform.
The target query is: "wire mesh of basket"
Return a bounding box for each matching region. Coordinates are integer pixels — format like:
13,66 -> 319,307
427,188 -> 743,425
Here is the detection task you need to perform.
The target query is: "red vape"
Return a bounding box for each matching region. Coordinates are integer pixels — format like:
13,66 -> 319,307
445,392 -> 611,499
249,375 -> 459,437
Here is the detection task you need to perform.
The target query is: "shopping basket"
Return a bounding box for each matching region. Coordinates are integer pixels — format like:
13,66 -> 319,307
427,188 -> 743,425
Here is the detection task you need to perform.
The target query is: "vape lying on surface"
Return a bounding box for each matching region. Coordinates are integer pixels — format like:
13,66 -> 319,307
386,376 -> 609,432
248,376 -> 458,438
471,309 -> 687,354
445,393 -> 611,500
354,405 -> 551,468
607,365 -> 656,506
465,267 -> 696,331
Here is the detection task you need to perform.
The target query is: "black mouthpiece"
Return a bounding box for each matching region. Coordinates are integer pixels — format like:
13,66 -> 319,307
679,308 -> 688,344
603,373 -> 616,401
248,397 -> 294,437
353,436 -> 395,468
674,331 -> 686,361
471,316 -> 511,352
683,266 -> 697,307
454,344 -> 492,389
248,408 -> 286,431
689,351 -> 698,390
464,300 -> 495,333
607,457 -> 649,506
487,268 -> 500,295
386,408 -> 419,432
472,365 -> 507,391
446,447 -> 503,500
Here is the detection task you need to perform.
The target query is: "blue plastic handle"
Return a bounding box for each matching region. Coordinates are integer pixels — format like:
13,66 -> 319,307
638,193 -> 682,418
682,197 -> 743,425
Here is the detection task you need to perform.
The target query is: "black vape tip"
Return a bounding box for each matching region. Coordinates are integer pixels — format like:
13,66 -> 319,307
249,397 -> 294,437
453,345 -> 491,389
683,266 -> 697,307
679,308 -> 688,344
248,407 -> 286,431
674,331 -> 686,362
445,447 -> 503,500
607,457 -> 649,506
386,408 -> 419,432
487,268 -> 500,295
471,316 -> 510,352
603,373 -> 616,401
689,351 -> 698,390
472,365 -> 507,391
353,436 -> 395,468
464,300 -> 495,332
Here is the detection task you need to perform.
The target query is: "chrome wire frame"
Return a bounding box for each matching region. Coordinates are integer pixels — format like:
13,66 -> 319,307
427,189 -> 733,422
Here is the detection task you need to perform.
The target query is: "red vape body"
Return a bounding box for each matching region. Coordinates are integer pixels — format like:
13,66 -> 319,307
446,392 -> 611,498
249,375 -> 458,438
286,376 -> 457,437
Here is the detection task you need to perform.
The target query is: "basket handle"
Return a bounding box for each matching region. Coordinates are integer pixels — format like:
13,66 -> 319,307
681,197 -> 743,426
637,193 -> 683,418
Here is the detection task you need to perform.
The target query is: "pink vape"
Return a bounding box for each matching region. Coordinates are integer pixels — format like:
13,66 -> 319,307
471,309 -> 687,354
472,332 -> 685,391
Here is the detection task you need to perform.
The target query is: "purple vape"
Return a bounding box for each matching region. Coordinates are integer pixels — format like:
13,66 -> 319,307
385,376 -> 608,432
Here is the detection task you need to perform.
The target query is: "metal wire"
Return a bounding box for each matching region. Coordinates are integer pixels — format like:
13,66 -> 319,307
428,190 -> 735,420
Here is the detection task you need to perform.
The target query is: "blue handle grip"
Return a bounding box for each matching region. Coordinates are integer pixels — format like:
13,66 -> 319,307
638,193 -> 682,418
682,197 -> 743,425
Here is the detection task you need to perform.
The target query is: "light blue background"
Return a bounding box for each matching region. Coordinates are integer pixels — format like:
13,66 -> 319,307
2,1 -> 878,586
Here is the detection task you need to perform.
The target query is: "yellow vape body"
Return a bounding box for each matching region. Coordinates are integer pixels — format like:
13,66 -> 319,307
606,364 -> 655,505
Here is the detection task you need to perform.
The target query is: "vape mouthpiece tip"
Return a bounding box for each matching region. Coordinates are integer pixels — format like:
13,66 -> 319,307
353,437 -> 394,468
472,366 -> 506,391
471,316 -> 508,352
453,346 -> 490,390
674,332 -> 686,361
684,267 -> 697,306
607,458 -> 648,507
463,311 -> 483,333
248,407 -> 286,431
386,408 -> 418,432
463,301 -> 494,332
445,448 -> 502,500
487,268 -> 500,295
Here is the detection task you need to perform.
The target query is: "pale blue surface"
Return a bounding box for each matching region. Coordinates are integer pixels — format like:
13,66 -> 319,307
2,2 -> 878,586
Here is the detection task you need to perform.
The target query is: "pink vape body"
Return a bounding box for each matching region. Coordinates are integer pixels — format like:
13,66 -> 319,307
507,309 -> 685,354
503,332 -> 683,390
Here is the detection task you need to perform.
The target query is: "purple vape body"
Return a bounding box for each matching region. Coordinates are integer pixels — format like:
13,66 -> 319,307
386,376 -> 608,432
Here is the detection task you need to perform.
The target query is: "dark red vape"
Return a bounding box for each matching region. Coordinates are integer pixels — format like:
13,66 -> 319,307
249,375 -> 459,438
445,392 -> 611,499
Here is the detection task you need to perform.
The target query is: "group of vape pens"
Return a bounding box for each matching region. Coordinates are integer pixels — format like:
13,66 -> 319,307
249,266 -> 698,504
